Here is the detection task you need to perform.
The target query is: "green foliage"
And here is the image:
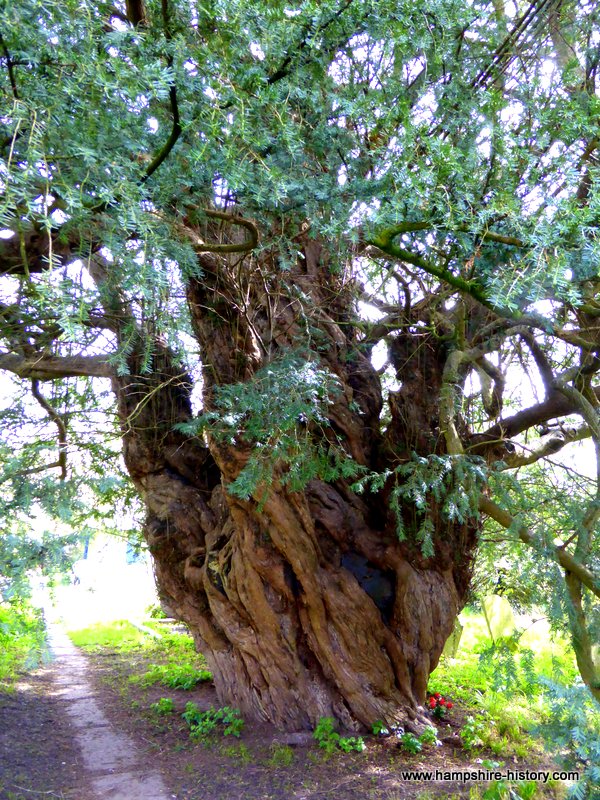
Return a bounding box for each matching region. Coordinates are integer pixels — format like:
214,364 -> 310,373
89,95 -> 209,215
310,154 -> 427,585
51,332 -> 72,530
0,602 -> 47,688
150,697 -> 175,715
418,726 -> 440,747
312,717 -> 365,755
68,620 -> 148,651
178,352 -> 362,502
145,604 -> 168,620
182,702 -> 244,740
69,621 -> 212,693
0,518 -> 83,602
268,744 -> 294,767
138,663 -> 212,690
460,715 -> 487,751
479,779 -> 539,800
476,638 -> 540,698
399,732 -> 422,754
536,682 -> 600,800
372,719 -> 390,736
354,454 -> 487,556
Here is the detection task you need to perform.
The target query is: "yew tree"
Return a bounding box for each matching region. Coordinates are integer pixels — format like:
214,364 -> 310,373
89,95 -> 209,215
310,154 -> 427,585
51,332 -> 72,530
1,0 -> 599,730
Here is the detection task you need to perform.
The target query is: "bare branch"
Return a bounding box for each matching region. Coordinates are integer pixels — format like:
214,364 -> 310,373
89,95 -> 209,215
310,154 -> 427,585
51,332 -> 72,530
30,379 -> 67,480
470,385 -> 600,452
502,427 -> 590,468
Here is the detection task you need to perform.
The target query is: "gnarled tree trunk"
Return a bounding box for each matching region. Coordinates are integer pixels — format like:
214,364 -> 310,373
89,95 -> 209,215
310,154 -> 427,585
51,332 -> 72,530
113,226 -> 479,732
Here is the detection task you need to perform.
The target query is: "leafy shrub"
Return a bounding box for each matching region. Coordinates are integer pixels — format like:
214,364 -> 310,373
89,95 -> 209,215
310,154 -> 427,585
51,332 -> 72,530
536,681 -> 600,800
460,715 -> 487,750
313,717 -> 365,755
400,732 -> 422,754
150,697 -> 175,715
139,663 -> 212,690
419,726 -> 440,746
182,702 -> 244,739
0,602 -> 47,687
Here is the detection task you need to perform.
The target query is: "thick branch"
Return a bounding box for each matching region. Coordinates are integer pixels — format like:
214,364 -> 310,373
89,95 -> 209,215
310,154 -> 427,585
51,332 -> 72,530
470,386 -> 600,452
0,223 -> 76,276
369,232 -> 597,352
125,0 -> 147,26
0,352 -> 114,379
502,427 -> 590,468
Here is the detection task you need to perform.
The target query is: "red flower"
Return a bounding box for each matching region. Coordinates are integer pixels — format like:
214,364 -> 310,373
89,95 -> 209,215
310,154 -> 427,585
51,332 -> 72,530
439,699 -> 446,706
446,702 -> 453,709
429,697 -> 436,708
434,693 -> 441,699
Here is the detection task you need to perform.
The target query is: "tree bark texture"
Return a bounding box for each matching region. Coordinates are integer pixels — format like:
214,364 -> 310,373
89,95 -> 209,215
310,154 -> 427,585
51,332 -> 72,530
113,223 -> 480,731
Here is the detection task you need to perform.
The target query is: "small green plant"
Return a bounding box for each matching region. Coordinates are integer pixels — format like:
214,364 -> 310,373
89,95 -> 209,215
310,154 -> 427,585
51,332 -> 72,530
150,697 -> 175,715
138,663 -> 212,690
418,726 -> 440,746
313,717 -> 365,755
481,778 -> 538,799
460,715 -> 487,750
222,743 -> 252,763
400,732 -> 423,754
268,744 -> 294,767
182,702 -> 244,740
372,719 -> 390,735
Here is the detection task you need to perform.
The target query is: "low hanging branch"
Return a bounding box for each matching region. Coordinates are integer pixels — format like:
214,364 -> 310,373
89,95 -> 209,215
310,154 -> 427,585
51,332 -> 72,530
30,379 -> 67,480
478,495 -> 600,600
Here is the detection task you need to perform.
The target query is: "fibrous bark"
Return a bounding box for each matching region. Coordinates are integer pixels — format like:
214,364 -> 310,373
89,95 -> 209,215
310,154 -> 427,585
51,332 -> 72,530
113,221 -> 480,731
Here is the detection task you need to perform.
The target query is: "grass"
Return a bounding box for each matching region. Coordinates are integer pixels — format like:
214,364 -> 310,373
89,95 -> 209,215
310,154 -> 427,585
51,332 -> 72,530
428,609 -> 578,761
0,602 -> 47,689
67,619 -> 213,689
67,620 -> 148,651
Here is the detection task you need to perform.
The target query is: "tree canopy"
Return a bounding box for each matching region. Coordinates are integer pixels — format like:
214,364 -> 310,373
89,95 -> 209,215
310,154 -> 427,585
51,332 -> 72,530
1,0 -> 599,728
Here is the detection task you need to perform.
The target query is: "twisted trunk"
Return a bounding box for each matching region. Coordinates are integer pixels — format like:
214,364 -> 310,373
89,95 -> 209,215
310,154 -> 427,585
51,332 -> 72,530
113,230 -> 479,731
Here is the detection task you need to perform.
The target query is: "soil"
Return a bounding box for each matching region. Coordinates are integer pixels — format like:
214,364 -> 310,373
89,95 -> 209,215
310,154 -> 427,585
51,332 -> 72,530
0,666 -> 83,800
0,624 -> 565,800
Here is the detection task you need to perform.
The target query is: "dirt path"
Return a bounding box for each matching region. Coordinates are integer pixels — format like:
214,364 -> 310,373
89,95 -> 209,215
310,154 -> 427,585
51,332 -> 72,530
0,614 -> 174,800
47,615 -> 173,800
2,606 -> 565,800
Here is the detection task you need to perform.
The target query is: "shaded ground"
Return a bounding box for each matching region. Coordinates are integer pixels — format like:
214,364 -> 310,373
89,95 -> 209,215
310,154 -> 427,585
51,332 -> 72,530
0,666 -> 83,800
78,642 -> 564,800
0,623 -> 567,800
